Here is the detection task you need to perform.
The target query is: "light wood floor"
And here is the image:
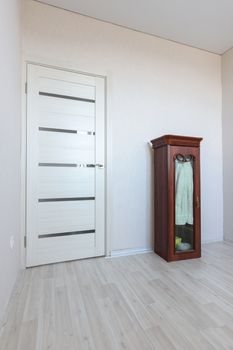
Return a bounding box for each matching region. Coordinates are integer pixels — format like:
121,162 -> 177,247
1,242 -> 233,349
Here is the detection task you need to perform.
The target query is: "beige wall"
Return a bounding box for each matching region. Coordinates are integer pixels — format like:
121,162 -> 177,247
0,1 -> 21,321
222,48 -> 233,241
22,0 -> 223,253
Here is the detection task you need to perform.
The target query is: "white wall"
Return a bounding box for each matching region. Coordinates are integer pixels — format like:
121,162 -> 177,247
0,1 -> 21,321
222,48 -> 233,241
22,0 -> 223,253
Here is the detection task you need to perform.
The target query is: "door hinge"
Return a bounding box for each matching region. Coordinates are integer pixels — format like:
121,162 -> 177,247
25,82 -> 27,94
24,236 -> 27,248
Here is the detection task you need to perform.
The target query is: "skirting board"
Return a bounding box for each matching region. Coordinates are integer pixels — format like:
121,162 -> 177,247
223,238 -> 233,244
108,238 -> 223,258
107,248 -> 153,258
202,237 -> 223,244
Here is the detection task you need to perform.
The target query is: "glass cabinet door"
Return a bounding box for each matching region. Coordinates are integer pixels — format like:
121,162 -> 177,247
175,154 -> 194,253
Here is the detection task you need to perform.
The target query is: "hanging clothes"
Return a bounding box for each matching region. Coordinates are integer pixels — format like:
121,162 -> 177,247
175,160 -> 193,225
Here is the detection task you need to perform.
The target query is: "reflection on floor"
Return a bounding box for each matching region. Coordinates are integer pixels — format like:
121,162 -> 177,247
1,242 -> 233,349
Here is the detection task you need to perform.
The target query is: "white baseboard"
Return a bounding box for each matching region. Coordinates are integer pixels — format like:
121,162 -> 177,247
223,238 -> 233,244
202,237 -> 223,244
107,238 -> 224,258
108,247 -> 153,258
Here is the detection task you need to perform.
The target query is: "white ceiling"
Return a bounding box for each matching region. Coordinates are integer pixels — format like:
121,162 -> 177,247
37,0 -> 233,54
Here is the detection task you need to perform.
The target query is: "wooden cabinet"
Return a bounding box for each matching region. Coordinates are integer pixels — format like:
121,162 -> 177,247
151,135 -> 203,262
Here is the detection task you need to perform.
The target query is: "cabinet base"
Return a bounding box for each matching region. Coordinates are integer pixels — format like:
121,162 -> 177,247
154,249 -> 201,262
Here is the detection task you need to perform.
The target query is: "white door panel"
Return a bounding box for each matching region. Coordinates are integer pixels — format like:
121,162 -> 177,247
39,112 -> 95,133
39,131 -> 95,152
39,149 -> 95,164
38,167 -> 95,198
38,235 -> 95,252
26,64 -> 105,267
37,235 -> 96,265
39,131 -> 95,164
38,201 -> 95,234
39,95 -> 95,117
39,77 -> 96,101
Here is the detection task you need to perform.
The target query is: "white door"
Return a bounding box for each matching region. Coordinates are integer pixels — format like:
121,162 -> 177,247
26,64 -> 105,267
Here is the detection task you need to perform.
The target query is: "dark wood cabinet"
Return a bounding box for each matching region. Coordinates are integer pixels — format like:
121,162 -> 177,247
151,135 -> 203,262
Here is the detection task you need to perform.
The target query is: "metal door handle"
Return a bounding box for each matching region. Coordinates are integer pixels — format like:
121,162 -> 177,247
76,163 -> 104,168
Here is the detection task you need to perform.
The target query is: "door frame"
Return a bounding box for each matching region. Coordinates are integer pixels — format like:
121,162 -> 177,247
21,59 -> 111,268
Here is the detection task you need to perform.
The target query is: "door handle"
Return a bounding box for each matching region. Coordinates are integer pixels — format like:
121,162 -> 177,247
196,196 -> 200,209
96,164 -> 104,169
77,163 -> 104,168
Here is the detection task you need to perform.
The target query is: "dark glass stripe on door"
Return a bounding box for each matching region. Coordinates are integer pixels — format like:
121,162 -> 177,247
39,91 -> 95,103
39,163 -> 97,168
39,163 -> 77,167
39,127 -> 77,134
39,127 -> 95,135
38,197 -> 95,202
38,229 -> 95,239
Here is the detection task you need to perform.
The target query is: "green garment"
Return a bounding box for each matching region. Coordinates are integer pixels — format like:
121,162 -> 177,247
175,160 -> 193,225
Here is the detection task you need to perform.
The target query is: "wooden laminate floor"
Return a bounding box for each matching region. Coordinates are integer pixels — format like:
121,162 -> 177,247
1,242 -> 233,349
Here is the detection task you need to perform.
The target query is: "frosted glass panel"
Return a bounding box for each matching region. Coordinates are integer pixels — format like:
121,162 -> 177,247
175,154 -> 194,253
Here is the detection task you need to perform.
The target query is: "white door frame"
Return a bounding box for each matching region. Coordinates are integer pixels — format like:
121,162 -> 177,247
20,60 -> 111,268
